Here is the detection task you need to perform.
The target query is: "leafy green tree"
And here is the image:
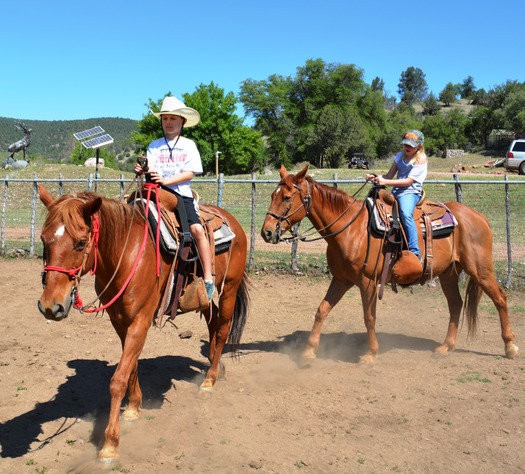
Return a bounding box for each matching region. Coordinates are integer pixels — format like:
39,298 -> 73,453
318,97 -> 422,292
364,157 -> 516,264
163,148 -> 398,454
439,83 -> 459,106
397,67 -> 428,105
371,76 -> 384,92
240,58 -> 391,166
422,93 -> 440,116
239,74 -> 296,168
306,105 -> 368,168
471,87 -> 489,106
422,109 -> 468,154
465,106 -> 496,148
502,86 -> 525,133
460,76 -> 476,100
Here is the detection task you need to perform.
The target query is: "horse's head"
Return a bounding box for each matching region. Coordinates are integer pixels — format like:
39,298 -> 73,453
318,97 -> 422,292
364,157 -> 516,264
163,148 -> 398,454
38,185 -> 102,321
261,165 -> 311,244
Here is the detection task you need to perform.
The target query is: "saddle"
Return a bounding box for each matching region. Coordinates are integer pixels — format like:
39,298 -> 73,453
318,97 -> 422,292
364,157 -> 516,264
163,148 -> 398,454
128,187 -> 235,323
366,187 -> 457,298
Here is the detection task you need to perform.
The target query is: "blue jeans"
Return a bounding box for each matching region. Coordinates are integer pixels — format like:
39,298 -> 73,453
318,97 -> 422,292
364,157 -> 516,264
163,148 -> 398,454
396,193 -> 421,257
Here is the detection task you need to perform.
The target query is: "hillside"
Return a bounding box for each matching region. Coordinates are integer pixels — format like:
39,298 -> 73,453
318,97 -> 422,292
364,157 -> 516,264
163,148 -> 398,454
0,116 -> 138,163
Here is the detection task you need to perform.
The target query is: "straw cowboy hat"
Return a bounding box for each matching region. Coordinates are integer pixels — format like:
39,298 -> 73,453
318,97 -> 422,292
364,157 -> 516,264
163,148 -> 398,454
153,96 -> 201,127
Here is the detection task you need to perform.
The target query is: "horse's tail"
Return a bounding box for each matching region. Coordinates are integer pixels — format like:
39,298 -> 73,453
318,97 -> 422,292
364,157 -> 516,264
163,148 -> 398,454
227,272 -> 250,353
462,277 -> 482,339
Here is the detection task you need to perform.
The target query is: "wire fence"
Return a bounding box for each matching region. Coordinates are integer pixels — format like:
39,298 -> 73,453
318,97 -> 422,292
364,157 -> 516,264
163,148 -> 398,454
2,173 -> 525,289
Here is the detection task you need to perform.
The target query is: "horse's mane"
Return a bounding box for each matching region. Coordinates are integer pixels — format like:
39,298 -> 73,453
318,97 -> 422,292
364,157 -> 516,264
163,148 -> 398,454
44,192 -> 146,247
307,176 -> 355,214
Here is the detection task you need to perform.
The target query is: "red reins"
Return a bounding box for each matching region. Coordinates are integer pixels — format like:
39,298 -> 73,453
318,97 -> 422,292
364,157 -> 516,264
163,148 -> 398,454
43,184 -> 162,313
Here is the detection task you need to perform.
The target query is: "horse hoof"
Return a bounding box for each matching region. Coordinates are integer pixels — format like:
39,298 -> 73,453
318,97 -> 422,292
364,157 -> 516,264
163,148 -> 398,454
434,343 -> 454,358
98,448 -> 119,463
299,348 -> 316,367
197,387 -> 213,399
505,343 -> 519,359
298,356 -> 314,369
358,354 -> 375,365
122,408 -> 139,421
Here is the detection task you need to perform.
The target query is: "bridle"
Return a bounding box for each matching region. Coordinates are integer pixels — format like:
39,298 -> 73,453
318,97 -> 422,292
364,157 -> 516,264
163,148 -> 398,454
265,180 -> 312,238
267,178 -> 368,243
40,182 -> 162,314
41,213 -> 100,309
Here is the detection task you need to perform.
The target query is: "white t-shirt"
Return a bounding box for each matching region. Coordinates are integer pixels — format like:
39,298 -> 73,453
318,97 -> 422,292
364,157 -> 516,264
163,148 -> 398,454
146,135 -> 203,198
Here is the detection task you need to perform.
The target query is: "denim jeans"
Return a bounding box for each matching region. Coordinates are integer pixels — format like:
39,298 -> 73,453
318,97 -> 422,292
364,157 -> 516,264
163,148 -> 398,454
396,193 -> 421,256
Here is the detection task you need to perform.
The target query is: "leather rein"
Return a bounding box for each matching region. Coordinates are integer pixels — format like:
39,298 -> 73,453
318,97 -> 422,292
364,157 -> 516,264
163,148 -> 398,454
267,179 -> 368,243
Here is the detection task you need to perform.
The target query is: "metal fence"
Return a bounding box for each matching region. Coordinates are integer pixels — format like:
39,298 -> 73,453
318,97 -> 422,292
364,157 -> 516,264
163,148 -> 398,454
2,173 -> 525,289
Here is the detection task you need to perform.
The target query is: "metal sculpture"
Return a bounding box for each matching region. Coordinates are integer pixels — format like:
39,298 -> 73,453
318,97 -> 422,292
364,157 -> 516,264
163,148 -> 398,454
7,122 -> 32,160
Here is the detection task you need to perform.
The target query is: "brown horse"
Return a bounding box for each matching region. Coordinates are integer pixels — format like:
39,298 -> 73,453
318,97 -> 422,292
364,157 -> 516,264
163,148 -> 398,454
261,165 -> 518,365
37,185 -> 249,461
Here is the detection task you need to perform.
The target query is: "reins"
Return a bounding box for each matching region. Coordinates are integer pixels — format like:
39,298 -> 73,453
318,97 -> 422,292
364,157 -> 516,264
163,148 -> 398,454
275,180 -> 369,243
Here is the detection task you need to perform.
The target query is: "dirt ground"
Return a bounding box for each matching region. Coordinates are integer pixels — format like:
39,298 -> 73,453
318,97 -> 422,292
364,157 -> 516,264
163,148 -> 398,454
0,258 -> 524,474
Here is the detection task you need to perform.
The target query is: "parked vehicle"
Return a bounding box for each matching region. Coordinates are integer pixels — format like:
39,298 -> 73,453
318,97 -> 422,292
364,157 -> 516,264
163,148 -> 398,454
349,153 -> 369,170
504,139 -> 525,175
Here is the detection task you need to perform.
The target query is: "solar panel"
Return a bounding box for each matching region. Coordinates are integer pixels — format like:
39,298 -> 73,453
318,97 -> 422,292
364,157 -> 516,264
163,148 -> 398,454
82,134 -> 114,149
73,126 -> 105,140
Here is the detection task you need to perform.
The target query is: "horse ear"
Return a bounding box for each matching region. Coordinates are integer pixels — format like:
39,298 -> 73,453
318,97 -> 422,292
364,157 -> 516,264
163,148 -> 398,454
279,165 -> 288,179
295,165 -> 309,181
39,185 -> 55,209
82,197 -> 103,222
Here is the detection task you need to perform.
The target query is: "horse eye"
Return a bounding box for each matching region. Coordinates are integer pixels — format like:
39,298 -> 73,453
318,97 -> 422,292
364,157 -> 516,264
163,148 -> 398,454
75,240 -> 87,251
283,195 -> 292,202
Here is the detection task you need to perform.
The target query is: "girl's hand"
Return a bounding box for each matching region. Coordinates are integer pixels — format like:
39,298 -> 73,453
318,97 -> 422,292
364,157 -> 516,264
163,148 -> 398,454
374,175 -> 385,186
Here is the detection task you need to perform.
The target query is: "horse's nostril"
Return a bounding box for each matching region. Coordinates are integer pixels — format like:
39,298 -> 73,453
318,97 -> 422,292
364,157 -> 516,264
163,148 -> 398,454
262,229 -> 272,242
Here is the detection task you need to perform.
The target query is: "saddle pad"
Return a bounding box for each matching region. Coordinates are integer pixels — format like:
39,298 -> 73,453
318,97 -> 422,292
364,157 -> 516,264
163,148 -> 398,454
134,198 -> 179,254
366,197 -> 457,237
133,198 -> 236,255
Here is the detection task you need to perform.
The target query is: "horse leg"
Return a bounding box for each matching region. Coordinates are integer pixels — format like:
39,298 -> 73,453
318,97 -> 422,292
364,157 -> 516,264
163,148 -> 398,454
98,318 -> 150,462
470,271 -> 518,359
200,296 -> 233,393
301,278 -> 353,365
358,281 -> 379,364
122,360 -> 142,420
436,270 -> 463,356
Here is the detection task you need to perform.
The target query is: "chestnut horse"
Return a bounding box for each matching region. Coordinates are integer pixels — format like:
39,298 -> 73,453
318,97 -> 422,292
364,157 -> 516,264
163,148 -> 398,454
37,185 -> 249,461
261,166 -> 518,365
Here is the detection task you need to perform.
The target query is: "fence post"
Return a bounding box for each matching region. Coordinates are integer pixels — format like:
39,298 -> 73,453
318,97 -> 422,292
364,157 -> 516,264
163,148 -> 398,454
1,178 -> 8,254
290,223 -> 300,273
30,176 -> 38,256
333,172 -> 338,189
217,173 -> 224,208
248,172 -> 257,271
453,174 -> 463,203
88,174 -> 94,192
505,175 -> 512,288
59,173 -> 64,195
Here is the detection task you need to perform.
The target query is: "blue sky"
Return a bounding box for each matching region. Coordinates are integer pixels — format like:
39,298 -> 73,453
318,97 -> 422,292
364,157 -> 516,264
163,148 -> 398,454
1,0 -> 522,123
